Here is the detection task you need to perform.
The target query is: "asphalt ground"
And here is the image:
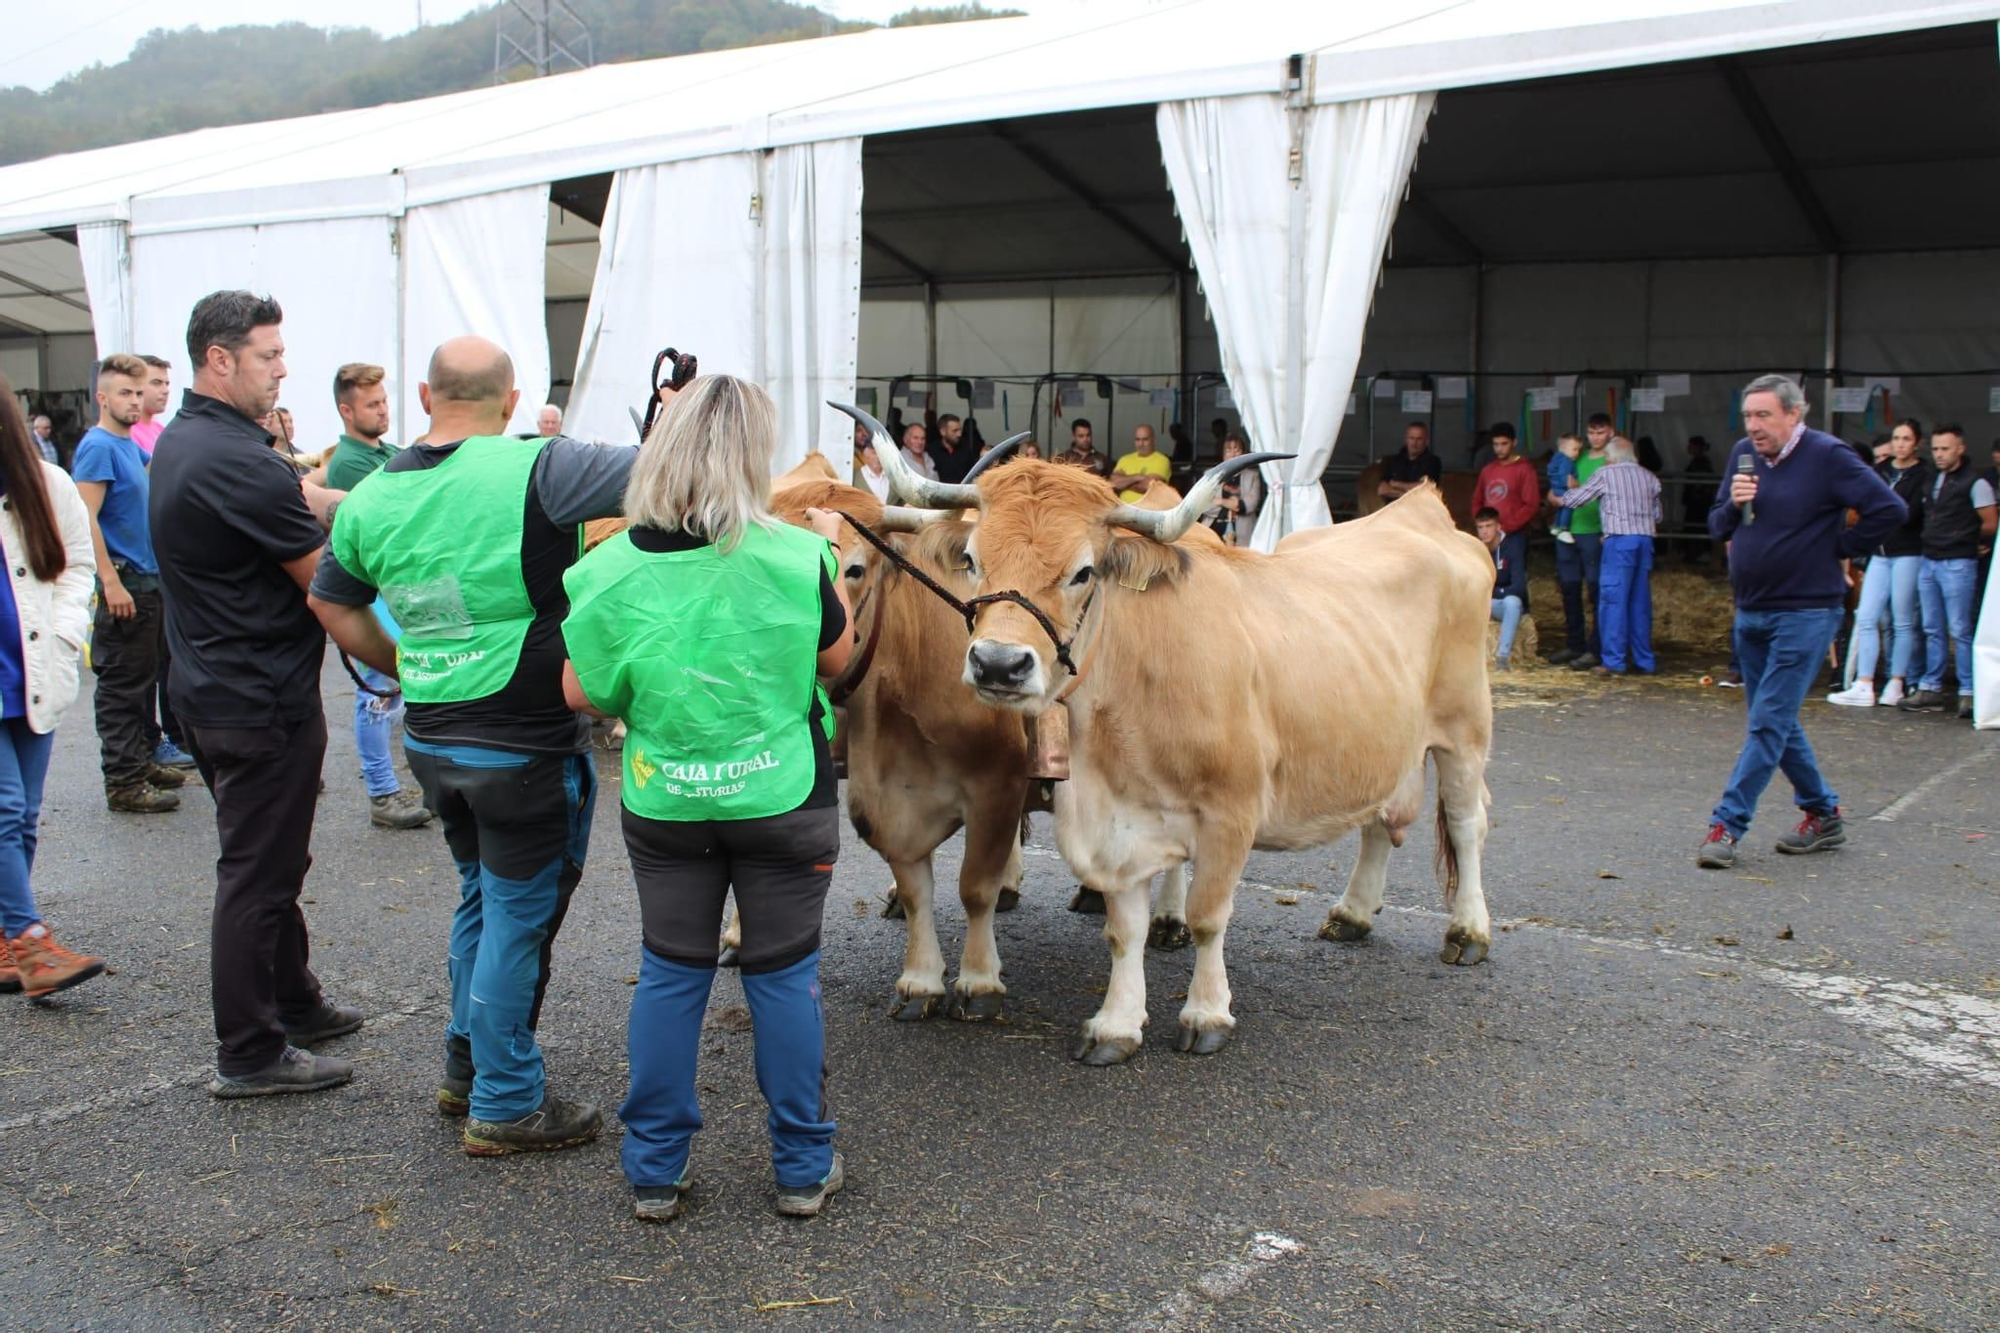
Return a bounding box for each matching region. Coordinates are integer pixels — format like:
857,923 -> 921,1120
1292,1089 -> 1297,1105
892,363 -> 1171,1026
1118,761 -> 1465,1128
4,657 -> 1996,1331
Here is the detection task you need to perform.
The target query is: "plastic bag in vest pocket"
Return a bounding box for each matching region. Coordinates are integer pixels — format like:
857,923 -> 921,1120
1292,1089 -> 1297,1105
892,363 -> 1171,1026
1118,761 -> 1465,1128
386,576 -> 474,641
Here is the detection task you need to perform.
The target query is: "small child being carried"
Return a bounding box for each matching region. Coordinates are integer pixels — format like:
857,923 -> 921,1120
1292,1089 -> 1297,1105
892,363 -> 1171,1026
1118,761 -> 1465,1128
1546,432 -> 1583,544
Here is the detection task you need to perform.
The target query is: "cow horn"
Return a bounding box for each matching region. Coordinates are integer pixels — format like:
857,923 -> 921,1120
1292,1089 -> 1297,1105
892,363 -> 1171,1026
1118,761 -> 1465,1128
828,402 -> 981,511
960,431 -> 1033,483
1106,452 -> 1296,543
876,505 -> 945,533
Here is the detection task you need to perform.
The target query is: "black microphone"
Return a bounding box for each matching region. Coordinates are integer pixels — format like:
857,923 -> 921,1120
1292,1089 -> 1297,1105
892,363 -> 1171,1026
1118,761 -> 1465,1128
1736,454 -> 1755,526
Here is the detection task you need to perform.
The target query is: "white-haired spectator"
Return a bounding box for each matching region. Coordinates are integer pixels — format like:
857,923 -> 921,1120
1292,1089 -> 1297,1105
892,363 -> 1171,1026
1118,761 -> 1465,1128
1553,436 -> 1660,677
538,403 -> 563,437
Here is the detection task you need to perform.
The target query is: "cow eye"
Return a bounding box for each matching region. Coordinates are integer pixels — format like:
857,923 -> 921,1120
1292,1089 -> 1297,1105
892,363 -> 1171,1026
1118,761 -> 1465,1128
1070,566 -> 1094,586
960,551 -> 979,575
844,562 -> 865,580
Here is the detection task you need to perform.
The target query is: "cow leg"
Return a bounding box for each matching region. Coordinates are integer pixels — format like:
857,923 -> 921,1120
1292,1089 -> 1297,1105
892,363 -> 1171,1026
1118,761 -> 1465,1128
1148,860 -> 1192,951
1071,885 -> 1151,1066
1175,856 -> 1242,1055
949,812 -> 1014,1022
995,832 -> 1024,915
889,858 -> 949,1020
1320,822 -> 1394,943
1068,884 -> 1105,914
1432,749 -> 1493,967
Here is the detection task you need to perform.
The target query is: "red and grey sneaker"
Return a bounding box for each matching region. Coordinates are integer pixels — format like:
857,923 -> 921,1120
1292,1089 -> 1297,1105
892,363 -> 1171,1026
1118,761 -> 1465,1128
0,935 -> 19,994
1695,823 -> 1738,869
1775,807 -> 1845,855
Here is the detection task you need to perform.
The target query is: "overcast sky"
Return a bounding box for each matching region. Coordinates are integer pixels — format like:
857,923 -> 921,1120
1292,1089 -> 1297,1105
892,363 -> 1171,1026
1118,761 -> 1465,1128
2,0 -> 1054,92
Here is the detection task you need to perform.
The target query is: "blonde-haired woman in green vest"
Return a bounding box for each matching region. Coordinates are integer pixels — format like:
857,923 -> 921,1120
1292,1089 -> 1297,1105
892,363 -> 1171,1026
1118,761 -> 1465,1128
561,375 -> 853,1223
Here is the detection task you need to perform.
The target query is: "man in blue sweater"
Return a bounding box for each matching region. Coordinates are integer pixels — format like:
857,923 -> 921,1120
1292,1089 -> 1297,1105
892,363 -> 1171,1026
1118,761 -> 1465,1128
1698,375 -> 1904,869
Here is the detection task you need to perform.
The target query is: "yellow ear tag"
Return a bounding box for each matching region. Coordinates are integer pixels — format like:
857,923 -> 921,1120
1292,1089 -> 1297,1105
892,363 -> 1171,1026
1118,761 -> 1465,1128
1117,569 -> 1152,592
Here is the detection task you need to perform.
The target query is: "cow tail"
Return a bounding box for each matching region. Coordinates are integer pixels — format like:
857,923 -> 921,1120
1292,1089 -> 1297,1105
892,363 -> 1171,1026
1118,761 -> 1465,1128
1434,797 -> 1460,909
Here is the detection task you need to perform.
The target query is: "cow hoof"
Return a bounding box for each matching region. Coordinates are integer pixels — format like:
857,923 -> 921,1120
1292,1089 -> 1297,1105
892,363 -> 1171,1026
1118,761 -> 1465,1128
1439,931 -> 1489,967
995,887 -> 1021,914
890,992 -> 945,1021
1068,886 -> 1106,915
717,944 -> 740,969
1174,1023 -> 1232,1055
880,890 -> 906,921
1071,1029 -> 1142,1066
949,991 -> 1007,1023
1318,916 -> 1372,944
1147,917 -> 1192,951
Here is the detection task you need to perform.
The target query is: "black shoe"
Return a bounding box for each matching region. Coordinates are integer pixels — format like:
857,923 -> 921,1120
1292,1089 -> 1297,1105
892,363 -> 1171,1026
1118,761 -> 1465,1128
775,1152 -> 845,1218
463,1092 -> 603,1156
439,1035 -> 474,1117
1958,695 -> 1975,721
633,1177 -> 691,1223
1717,670 -> 1743,689
1545,648 -> 1578,666
1775,808 -> 1844,855
1567,653 -> 1600,671
1897,688 -> 1950,713
283,1001 -> 364,1046
210,1046 -> 354,1099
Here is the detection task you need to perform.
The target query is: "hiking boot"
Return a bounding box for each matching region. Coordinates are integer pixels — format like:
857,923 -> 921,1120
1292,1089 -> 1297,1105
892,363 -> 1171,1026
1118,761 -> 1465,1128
1695,823 -> 1738,869
1776,808 -> 1844,855
775,1152 -> 845,1219
144,762 -> 189,789
1568,653 -> 1600,671
633,1176 -> 691,1223
8,925 -> 104,999
209,1046 -> 353,1099
283,1001 -> 364,1046
1826,680 -> 1875,707
1959,694 -> 1975,721
0,936 -> 18,994
438,1034 -> 474,1117
107,782 -> 179,813
1545,648 -> 1578,666
1898,688 -> 1950,713
370,787 -> 433,830
462,1092 -> 603,1157
153,740 -> 197,769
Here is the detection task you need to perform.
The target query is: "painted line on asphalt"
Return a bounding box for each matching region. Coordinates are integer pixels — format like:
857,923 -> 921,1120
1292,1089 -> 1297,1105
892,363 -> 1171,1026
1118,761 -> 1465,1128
0,995 -> 441,1134
1869,745 -> 1994,822
1128,1231 -> 1303,1332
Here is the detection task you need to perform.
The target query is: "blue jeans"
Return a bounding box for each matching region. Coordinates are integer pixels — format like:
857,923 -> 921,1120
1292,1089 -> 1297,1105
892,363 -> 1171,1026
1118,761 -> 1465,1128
1597,533 -> 1656,673
404,740 -> 596,1120
1711,607 -> 1842,837
0,718 -> 56,936
1851,554 -> 1920,683
354,666 -> 403,798
1489,596 -> 1522,662
1917,557 -> 1978,694
1554,531 -> 1602,656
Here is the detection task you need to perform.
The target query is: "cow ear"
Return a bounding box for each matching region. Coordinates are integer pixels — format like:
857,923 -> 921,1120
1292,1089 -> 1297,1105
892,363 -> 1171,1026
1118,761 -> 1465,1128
1101,532 -> 1189,590
906,520 -> 972,576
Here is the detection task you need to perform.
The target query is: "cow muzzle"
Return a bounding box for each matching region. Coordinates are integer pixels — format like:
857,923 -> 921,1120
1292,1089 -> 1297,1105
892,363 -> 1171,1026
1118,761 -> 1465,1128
965,638 -> 1046,709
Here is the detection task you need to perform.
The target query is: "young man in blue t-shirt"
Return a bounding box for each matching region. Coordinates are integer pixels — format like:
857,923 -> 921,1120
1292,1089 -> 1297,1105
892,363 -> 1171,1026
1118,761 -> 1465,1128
71,354 -> 185,813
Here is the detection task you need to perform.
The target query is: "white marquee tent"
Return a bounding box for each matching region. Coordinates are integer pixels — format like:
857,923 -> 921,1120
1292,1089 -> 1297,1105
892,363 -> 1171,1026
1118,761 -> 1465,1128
0,0 -> 1996,717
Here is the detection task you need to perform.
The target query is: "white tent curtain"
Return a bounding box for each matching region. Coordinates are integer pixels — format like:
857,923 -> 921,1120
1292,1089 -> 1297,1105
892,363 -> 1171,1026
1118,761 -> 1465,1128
130,217 -> 398,448
1975,554 -> 1998,730
1158,90 -> 1434,551
402,184 -> 552,440
76,221 -> 132,360
566,140 -> 863,469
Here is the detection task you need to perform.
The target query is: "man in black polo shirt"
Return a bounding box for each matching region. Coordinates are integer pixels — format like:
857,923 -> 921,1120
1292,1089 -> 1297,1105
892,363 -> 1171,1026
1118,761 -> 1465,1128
150,290 -> 360,1100
1377,421 -> 1442,501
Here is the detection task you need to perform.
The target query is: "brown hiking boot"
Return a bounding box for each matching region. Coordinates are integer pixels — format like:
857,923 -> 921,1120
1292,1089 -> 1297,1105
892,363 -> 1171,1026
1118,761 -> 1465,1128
107,782 -> 180,813
144,762 -> 189,789
9,926 -> 106,999
0,936 -> 20,994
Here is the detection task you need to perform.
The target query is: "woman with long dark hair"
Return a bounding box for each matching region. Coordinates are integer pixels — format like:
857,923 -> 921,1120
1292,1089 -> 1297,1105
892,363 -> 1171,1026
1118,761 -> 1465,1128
1829,418 -> 1929,707
0,376 -> 105,998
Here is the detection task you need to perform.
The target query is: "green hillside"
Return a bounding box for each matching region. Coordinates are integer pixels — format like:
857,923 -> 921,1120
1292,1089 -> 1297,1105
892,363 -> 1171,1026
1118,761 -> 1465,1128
0,1 -> 1022,166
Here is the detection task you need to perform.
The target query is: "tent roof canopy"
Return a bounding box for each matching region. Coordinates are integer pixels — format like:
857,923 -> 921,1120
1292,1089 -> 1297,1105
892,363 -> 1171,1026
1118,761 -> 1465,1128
0,0 -> 1992,243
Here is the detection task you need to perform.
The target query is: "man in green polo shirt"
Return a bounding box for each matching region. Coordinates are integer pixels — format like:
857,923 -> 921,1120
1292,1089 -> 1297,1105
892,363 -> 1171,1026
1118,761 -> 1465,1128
321,362 -> 432,830
323,362 -> 397,491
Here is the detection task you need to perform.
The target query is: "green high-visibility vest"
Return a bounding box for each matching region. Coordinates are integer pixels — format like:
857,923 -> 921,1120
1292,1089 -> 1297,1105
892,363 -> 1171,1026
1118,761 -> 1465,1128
561,523 -> 832,822
329,434 -> 546,703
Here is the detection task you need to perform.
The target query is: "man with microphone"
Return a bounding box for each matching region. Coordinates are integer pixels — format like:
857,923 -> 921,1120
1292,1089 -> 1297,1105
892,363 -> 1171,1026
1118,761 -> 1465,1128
1697,375 -> 1904,869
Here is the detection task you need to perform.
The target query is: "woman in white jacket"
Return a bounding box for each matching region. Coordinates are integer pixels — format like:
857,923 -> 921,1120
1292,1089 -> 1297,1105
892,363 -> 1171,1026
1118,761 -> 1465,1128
0,378 -> 105,999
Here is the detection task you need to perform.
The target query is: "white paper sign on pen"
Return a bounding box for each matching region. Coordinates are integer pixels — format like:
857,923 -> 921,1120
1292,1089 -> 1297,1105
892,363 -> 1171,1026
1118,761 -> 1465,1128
1989,386 -> 2000,414
1373,379 -> 1397,399
1148,388 -> 1174,408
1526,386 -> 1561,412
1657,373 -> 1691,398
906,389 -> 929,409
1553,374 -> 1579,397
1434,376 -> 1467,402
1216,386 -> 1235,409
1629,388 -> 1665,413
1400,390 -> 1433,414
1829,387 -> 1870,414
971,379 -> 995,410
